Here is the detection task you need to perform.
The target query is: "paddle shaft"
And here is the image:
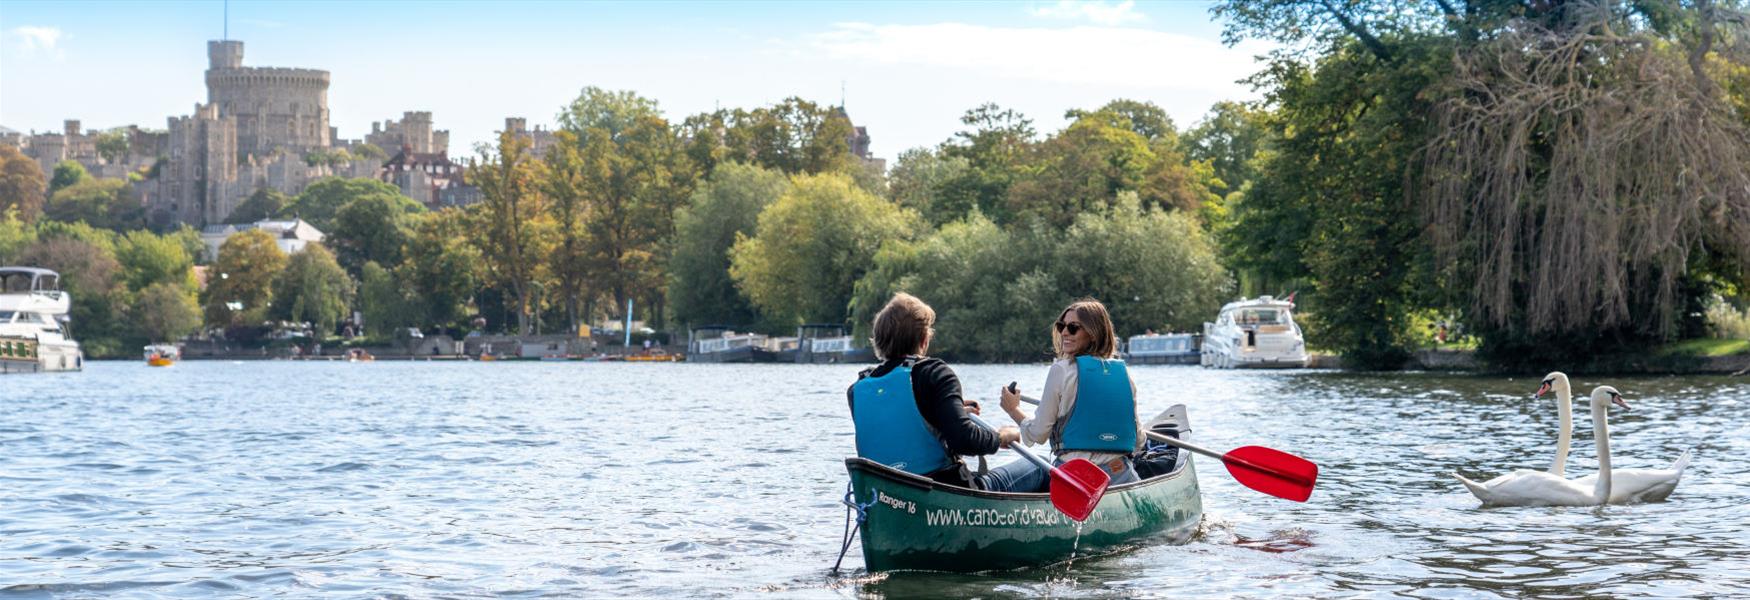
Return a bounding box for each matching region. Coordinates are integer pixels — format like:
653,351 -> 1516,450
965,412 -> 1055,473
1010,393 -> 1227,462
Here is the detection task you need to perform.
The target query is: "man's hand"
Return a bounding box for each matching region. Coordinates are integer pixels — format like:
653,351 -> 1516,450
962,399 -> 981,416
997,426 -> 1021,449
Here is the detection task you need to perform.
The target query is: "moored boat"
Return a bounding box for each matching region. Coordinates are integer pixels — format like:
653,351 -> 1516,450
846,406 -> 1201,572
1,267 -> 83,374
687,326 -> 777,363
1201,296 -> 1308,369
1124,332 -> 1200,365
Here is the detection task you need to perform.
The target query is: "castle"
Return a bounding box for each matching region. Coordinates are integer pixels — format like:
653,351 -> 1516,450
4,38 -> 882,228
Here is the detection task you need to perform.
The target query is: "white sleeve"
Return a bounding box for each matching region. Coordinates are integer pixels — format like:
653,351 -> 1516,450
1018,360 -> 1071,446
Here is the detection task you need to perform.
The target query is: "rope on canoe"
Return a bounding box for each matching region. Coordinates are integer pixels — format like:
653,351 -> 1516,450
832,481 -> 875,575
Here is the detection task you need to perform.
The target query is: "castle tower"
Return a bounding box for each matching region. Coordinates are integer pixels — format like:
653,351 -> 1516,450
208,40 -> 244,69
204,39 -> 330,156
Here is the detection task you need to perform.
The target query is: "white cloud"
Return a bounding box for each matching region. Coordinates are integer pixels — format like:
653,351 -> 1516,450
8,26 -> 65,53
1029,1 -> 1147,26
802,22 -> 1267,96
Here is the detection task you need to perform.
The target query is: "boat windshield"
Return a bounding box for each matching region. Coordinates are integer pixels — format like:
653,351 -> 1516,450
1236,308 -> 1287,325
0,311 -> 12,323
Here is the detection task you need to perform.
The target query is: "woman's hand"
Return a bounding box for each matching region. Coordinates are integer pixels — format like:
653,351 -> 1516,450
1000,385 -> 1028,423
1000,385 -> 1021,412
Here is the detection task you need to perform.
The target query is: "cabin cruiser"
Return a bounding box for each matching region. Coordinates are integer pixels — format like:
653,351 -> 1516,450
1201,296 -> 1307,369
1124,332 -> 1200,365
0,267 -> 84,373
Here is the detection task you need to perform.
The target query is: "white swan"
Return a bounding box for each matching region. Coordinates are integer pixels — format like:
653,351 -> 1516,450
1454,386 -> 1628,507
1536,371 -> 1574,477
1450,372 -> 1579,504
1537,376 -> 1692,504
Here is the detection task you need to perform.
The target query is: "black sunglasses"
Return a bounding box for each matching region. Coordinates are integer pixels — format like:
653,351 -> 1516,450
1054,321 -> 1083,336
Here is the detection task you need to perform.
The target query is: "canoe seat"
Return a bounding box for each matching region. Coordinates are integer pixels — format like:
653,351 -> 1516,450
1136,404 -> 1191,480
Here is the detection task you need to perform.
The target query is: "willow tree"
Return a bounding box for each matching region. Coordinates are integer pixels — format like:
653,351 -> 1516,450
1420,1 -> 1750,351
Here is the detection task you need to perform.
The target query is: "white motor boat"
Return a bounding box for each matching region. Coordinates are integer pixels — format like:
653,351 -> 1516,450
0,267 -> 84,373
1201,296 -> 1307,369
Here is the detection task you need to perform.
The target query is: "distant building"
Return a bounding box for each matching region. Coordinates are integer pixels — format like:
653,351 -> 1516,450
199,218 -> 325,261
502,117 -> 558,157
836,107 -> 886,173
379,145 -> 470,208
366,111 -> 450,155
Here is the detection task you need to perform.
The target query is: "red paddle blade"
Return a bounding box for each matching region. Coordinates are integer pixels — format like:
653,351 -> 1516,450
1048,459 -> 1111,522
1222,445 -> 1318,502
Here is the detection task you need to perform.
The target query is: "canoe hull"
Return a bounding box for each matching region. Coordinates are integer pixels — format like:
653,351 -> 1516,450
846,453 -> 1200,572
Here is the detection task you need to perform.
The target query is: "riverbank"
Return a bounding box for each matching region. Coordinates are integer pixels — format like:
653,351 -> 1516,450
1307,346 -> 1750,374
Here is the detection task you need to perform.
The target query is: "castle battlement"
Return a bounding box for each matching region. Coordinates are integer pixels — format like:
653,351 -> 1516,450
206,68 -> 331,88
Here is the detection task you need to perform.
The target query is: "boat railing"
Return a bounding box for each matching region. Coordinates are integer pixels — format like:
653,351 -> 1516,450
695,334 -> 765,354
810,336 -> 854,353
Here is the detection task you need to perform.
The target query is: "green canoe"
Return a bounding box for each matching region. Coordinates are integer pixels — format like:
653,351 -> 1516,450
845,405 -> 1203,572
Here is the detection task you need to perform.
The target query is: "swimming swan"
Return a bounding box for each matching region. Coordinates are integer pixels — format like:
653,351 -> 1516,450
1536,376 -> 1692,504
1454,386 -> 1636,507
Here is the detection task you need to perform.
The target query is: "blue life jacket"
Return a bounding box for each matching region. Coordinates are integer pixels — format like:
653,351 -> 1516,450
1055,355 -> 1138,453
851,364 -> 953,475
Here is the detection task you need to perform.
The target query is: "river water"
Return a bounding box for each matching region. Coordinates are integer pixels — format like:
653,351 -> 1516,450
1,362 -> 1745,598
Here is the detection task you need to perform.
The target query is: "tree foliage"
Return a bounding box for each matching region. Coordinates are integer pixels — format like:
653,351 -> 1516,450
48,160 -> 89,197
205,229 -> 288,327
227,188 -> 291,224
284,177 -> 411,232
730,172 -> 923,326
273,244 -> 352,333
668,162 -> 789,327
45,178 -> 143,230
0,145 -> 45,222
135,282 -> 200,343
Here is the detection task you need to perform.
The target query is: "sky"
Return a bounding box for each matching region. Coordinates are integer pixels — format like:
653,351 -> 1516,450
0,0 -> 1272,160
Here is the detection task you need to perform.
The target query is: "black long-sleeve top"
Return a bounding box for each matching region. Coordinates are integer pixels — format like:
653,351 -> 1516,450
847,356 -> 1000,487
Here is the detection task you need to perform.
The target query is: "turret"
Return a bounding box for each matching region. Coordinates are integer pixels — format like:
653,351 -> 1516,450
208,40 -> 244,70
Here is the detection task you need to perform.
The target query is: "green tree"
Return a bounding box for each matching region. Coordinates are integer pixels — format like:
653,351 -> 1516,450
1007,109 -> 1216,227
470,130 -> 549,334
938,103 -> 1035,224
0,145 -> 46,222
1184,101 -> 1268,199
45,178 -> 144,230
227,188 -> 291,224
735,98 -> 857,175
95,130 -> 130,163
115,229 -> 196,292
400,208 -> 483,329
730,172 -> 923,326
327,192 -> 419,275
887,148 -> 969,226
358,260 -> 408,337
668,162 -> 790,327
17,235 -> 124,356
562,88 -> 694,327
284,177 -> 412,231
134,281 -> 200,343
48,160 -> 89,197
0,210 -> 37,260
205,229 -> 288,327
273,244 -> 352,334
540,130 -> 594,333
351,143 -> 388,162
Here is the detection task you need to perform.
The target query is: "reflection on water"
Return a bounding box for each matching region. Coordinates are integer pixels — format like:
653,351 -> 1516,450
0,363 -> 1746,597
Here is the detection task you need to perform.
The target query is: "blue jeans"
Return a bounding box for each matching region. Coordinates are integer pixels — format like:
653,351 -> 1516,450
975,457 -> 1138,492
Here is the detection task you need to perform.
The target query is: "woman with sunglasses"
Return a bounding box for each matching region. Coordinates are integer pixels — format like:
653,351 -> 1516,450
999,298 -> 1144,489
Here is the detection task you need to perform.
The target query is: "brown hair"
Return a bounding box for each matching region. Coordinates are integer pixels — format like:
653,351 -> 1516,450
872,292 -> 935,360
1053,298 -> 1118,359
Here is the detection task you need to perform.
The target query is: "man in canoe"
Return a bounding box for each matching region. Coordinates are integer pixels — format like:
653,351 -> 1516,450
848,293 -> 1040,491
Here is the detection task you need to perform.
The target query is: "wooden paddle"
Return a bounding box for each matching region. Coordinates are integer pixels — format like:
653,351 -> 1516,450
1008,383 -> 1317,502
964,412 -> 1110,522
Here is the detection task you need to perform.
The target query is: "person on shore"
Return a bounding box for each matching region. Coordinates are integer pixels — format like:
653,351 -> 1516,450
847,293 -> 1039,491
999,298 -> 1145,489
